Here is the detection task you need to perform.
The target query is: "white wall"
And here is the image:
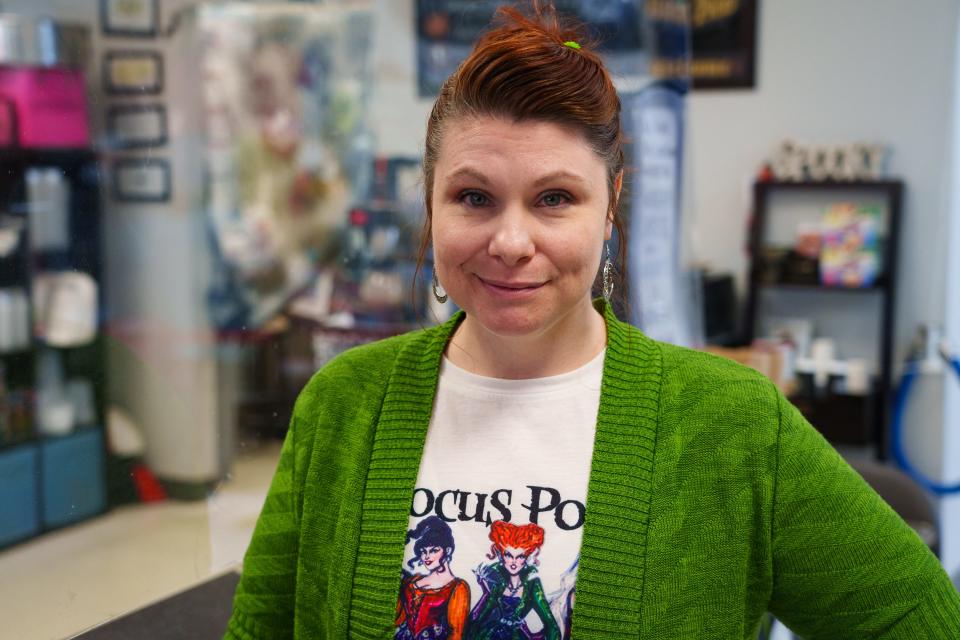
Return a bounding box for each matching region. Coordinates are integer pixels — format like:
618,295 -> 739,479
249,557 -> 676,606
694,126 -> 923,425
942,7 -> 960,582
686,0 -> 960,575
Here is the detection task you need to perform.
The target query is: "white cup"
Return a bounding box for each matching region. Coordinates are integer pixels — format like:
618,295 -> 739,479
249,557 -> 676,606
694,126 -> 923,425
845,359 -> 870,396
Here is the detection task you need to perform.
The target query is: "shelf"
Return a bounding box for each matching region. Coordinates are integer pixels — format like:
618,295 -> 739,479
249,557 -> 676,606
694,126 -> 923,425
747,179 -> 903,459
0,144 -> 108,547
756,179 -> 904,192
756,281 -> 886,294
0,147 -> 97,165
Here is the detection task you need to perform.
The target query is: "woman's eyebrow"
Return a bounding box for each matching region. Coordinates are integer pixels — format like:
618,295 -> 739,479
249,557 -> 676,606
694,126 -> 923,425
532,170 -> 587,188
447,166 -> 491,185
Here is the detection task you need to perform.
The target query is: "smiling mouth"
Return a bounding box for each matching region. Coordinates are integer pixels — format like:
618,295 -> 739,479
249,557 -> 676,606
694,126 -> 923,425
477,276 -> 544,291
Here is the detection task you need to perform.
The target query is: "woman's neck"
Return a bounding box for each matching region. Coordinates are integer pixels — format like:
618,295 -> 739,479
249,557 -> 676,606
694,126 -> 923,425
446,297 -> 606,379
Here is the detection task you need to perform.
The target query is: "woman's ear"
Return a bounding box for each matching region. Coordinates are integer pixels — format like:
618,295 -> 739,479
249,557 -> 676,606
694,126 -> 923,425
606,171 -> 624,240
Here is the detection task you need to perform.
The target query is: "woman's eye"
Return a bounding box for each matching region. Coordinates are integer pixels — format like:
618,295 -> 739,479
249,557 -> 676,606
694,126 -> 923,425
460,191 -> 489,207
540,192 -> 570,207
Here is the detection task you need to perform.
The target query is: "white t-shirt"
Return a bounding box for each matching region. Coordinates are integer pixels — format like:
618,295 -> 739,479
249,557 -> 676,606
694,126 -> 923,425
396,350 -> 604,640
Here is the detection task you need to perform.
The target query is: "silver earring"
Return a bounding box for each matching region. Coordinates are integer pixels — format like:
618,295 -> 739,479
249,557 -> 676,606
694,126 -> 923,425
432,271 -> 448,304
602,243 -> 614,301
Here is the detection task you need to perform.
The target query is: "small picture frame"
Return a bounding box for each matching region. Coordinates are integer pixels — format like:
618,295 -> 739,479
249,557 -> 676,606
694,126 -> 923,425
103,51 -> 163,95
111,158 -> 171,203
101,0 -> 159,38
106,104 -> 168,149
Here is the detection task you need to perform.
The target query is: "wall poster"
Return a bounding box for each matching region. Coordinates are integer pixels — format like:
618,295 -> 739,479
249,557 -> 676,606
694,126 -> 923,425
416,0 -> 649,97
689,0 -> 756,89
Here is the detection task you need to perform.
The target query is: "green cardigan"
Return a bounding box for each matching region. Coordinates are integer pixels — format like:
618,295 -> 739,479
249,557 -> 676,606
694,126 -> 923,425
225,303 -> 960,639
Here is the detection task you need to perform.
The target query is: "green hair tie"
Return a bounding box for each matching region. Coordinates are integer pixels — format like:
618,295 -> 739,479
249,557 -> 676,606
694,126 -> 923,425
563,40 -> 581,50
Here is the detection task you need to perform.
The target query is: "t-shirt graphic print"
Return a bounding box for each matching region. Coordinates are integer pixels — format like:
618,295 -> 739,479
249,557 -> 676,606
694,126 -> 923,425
394,351 -> 604,640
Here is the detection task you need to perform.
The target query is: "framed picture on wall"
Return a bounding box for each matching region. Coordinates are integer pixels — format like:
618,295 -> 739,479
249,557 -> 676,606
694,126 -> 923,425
101,0 -> 159,38
106,104 -> 168,149
690,0 -> 757,89
111,158 -> 171,203
103,51 -> 163,95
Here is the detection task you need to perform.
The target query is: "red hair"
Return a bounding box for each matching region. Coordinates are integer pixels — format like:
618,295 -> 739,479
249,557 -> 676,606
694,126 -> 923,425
488,520 -> 546,556
416,0 -> 627,306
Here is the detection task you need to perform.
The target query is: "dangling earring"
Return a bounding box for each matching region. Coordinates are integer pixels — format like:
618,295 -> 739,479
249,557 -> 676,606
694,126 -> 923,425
602,242 -> 614,301
432,271 -> 448,304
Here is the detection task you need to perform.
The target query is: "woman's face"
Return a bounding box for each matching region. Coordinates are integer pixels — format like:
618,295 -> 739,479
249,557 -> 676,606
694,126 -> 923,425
430,116 -> 613,340
501,546 -> 528,576
420,545 -> 446,571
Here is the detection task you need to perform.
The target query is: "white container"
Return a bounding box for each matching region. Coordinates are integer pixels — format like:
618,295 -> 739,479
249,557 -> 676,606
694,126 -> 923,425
26,168 -> 70,252
43,272 -> 98,347
0,287 -> 30,353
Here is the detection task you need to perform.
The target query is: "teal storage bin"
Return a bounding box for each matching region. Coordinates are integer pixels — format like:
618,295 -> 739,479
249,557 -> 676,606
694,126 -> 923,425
40,428 -> 106,528
0,443 -> 40,547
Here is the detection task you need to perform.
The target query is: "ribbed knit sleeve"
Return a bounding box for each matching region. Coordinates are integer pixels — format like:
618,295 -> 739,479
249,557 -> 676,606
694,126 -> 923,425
768,395 -> 960,638
224,413 -> 301,639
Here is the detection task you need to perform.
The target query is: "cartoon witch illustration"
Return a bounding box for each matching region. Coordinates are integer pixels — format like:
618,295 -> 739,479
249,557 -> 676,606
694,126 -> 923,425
467,520 -> 561,640
395,516 -> 471,640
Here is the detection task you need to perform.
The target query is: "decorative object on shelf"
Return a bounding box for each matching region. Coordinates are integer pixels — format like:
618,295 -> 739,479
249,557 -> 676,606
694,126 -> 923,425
100,0 -> 159,38
769,139 -> 888,182
105,103 -> 168,149
103,50 -> 163,95
111,157 -> 171,202
819,202 -> 882,288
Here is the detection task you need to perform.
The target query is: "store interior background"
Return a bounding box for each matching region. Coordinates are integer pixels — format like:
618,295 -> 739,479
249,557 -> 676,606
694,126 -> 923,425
1,1 -> 960,638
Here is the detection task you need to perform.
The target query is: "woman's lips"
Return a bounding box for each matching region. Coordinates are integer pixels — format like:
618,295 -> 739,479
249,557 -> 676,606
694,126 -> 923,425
476,276 -> 544,297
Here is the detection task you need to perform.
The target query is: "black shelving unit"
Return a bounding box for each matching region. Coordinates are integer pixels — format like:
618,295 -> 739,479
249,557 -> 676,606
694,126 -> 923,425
0,148 -> 108,548
744,180 -> 903,458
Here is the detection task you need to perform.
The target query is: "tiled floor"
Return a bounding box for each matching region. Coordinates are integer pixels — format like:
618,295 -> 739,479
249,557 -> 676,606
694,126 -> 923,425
0,442 -> 281,640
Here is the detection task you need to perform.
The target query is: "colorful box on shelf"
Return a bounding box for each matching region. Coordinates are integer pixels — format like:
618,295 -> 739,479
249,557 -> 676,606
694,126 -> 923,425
819,203 -> 883,288
0,443 -> 40,547
0,67 -> 90,149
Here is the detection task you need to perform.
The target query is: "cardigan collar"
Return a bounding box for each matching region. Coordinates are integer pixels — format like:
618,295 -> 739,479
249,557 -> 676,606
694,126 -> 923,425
348,301 -> 662,639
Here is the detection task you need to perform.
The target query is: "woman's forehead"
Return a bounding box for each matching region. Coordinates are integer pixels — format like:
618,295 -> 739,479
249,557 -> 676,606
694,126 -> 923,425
435,116 -> 603,183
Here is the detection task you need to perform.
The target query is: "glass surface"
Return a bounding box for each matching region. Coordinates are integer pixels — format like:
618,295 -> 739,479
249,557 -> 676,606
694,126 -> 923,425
0,1 -> 689,638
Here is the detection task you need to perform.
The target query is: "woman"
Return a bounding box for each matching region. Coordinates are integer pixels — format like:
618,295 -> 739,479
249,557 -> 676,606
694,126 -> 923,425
395,516 -> 470,640
225,3 -> 960,639
468,521 -> 560,640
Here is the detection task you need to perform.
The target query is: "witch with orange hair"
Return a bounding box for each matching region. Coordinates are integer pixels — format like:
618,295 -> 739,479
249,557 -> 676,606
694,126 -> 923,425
467,521 -> 560,640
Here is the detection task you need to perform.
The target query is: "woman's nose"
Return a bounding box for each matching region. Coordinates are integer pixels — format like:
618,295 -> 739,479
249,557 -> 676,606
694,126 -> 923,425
488,208 -> 535,266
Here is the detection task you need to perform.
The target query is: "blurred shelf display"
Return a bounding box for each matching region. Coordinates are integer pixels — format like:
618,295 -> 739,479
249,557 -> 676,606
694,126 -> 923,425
0,146 -> 108,547
744,180 -> 903,455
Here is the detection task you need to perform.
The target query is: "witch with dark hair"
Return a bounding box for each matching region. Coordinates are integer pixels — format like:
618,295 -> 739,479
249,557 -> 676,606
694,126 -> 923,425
395,516 -> 470,640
